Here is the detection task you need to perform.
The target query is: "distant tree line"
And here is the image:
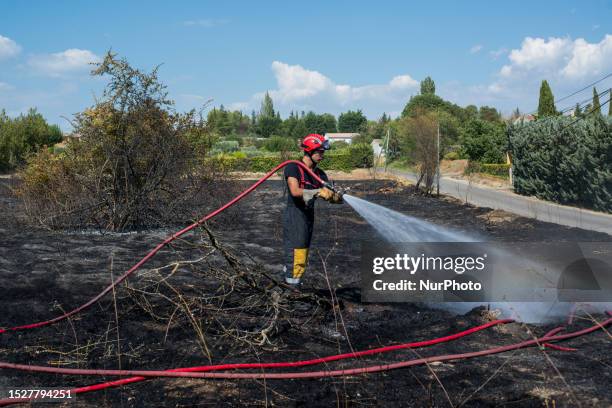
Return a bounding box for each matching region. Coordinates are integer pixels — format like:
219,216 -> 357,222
0,109 -> 63,172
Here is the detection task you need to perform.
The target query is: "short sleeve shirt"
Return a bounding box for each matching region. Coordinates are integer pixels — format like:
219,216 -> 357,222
284,162 -> 329,210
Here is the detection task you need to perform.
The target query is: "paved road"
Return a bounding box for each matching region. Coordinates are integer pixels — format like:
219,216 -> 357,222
381,168 -> 612,236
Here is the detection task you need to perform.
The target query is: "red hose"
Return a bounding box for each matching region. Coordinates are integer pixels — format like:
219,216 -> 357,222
0,317 -> 609,406
69,318 -> 512,396
0,160 -> 324,335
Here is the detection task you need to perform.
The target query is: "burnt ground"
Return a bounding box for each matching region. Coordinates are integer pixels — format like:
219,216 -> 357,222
0,177 -> 611,407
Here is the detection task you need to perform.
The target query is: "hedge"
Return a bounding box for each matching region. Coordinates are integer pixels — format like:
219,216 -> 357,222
465,162 -> 510,178
508,116 -> 611,213
209,143 -> 374,173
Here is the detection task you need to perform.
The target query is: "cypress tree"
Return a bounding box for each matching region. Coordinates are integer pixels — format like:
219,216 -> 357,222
260,92 -> 275,117
537,80 -> 557,117
574,103 -> 582,118
592,87 -> 601,115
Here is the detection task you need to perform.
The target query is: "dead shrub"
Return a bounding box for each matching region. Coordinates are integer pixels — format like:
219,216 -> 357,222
17,52 -> 233,231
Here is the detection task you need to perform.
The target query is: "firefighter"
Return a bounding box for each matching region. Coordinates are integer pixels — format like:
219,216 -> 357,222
283,134 -> 343,287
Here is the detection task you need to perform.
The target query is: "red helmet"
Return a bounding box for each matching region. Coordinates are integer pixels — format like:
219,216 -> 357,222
301,134 -> 330,153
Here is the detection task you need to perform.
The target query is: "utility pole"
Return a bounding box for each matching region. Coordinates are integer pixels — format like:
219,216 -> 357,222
384,127 -> 390,172
436,122 -> 440,196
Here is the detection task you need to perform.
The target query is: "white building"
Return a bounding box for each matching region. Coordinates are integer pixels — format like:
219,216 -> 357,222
324,133 -> 360,144
371,139 -> 384,157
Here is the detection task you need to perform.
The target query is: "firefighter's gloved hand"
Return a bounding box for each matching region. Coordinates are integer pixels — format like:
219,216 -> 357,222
317,187 -> 335,202
302,189 -> 318,206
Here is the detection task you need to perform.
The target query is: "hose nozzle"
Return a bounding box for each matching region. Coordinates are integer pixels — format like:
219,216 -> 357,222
324,182 -> 348,197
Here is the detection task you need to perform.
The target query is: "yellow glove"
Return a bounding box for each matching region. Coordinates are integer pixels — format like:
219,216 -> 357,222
317,187 -> 335,201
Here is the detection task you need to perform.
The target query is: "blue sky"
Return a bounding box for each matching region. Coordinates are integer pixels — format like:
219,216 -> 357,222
1,0 -> 611,130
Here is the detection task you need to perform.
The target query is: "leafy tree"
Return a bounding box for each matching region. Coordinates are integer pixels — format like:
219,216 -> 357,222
464,105 -> 479,121
319,113 -> 337,133
338,110 -> 367,133
401,94 -> 445,118
291,118 -> 308,139
592,87 -> 601,116
303,111 -> 336,134
479,106 -> 502,122
420,76 -> 435,95
537,80 -> 557,117
366,113 -> 391,140
0,108 -> 63,171
609,89 -> 612,116
256,115 -> 281,137
397,110 -> 438,193
460,119 -> 506,163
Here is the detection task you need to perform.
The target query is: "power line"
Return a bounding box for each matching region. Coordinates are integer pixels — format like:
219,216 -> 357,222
557,88 -> 610,115
526,72 -> 612,115
513,89 -> 609,128
557,95 -> 611,133
554,72 -> 612,105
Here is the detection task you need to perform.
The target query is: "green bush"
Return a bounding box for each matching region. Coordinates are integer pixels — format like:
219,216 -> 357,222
330,140 -> 349,149
212,140 -> 239,153
263,136 -> 298,152
239,146 -> 263,157
231,151 -> 247,159
508,116 -> 611,212
207,142 -> 374,173
444,151 -> 460,160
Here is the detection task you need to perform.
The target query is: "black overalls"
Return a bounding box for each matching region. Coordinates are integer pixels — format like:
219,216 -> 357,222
283,162 -> 329,285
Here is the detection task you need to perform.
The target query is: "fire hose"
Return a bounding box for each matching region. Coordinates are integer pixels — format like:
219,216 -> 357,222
0,160 -> 610,405
0,315 -> 610,406
0,160 -> 335,335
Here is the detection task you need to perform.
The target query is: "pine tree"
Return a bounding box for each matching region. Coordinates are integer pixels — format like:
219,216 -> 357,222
609,89 -> 612,116
592,87 -> 601,116
420,76 -> 435,95
537,80 -> 557,117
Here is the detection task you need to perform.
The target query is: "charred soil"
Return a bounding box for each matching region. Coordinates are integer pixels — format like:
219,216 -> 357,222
0,177 -> 610,407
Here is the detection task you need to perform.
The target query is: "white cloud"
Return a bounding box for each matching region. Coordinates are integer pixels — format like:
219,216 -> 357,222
489,47 -> 507,60
28,49 -> 100,77
561,35 -> 612,78
270,61 -> 332,101
0,82 -> 14,91
499,35 -> 612,80
228,61 -> 418,118
470,44 -> 483,54
0,35 -> 21,59
389,74 -> 418,89
183,19 -> 229,27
